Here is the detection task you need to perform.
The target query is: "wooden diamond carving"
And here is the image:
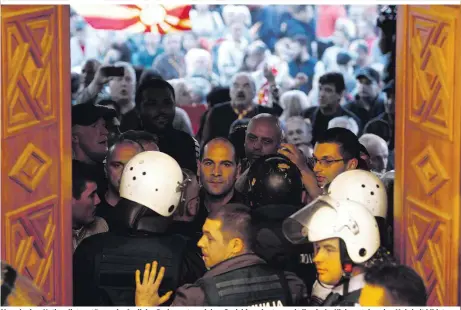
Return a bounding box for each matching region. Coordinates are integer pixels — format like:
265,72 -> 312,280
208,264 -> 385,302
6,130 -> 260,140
411,145 -> 448,196
8,143 -> 52,192
4,196 -> 57,304
409,11 -> 455,139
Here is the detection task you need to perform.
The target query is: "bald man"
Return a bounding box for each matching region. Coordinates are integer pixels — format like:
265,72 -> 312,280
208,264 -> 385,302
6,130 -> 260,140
189,138 -> 243,241
96,139 -> 144,229
359,133 -> 389,174
235,114 -> 283,193
244,113 -> 283,164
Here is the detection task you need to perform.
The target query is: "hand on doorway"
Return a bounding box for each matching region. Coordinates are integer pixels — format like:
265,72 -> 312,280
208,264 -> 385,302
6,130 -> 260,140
135,261 -> 173,307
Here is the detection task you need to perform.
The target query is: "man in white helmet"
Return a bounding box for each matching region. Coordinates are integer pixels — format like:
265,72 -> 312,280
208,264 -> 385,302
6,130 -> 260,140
327,169 -> 392,252
73,151 -> 206,306
282,196 -> 394,306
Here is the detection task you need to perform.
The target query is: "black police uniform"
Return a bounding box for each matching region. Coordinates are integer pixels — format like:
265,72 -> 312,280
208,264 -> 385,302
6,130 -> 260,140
73,199 -> 206,306
245,154 -> 317,296
252,204 -> 317,297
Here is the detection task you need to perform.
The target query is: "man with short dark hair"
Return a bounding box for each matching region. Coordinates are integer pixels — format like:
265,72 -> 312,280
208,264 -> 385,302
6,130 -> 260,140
72,160 -> 108,252
312,127 -> 362,190
134,203 -> 309,306
303,72 -> 361,144
122,78 -> 197,172
359,264 -> 427,306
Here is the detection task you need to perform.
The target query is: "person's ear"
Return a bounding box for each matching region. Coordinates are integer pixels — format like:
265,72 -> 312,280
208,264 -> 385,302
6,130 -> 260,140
229,237 -> 244,255
347,158 -> 358,170
236,162 -> 242,179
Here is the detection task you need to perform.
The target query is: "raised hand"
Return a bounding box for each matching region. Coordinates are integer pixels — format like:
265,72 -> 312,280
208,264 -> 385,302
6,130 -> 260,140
135,261 -> 173,307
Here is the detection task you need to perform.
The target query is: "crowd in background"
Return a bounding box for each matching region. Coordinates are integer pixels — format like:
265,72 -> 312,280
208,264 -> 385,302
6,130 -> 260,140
66,4 -> 425,308
71,4 -> 395,168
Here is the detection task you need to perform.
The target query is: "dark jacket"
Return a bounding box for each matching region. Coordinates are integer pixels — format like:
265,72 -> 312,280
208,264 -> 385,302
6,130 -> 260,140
120,113 -> 197,173
303,105 -> 362,145
73,199 -> 206,306
170,253 -> 309,306
344,92 -> 387,130
252,204 -> 317,297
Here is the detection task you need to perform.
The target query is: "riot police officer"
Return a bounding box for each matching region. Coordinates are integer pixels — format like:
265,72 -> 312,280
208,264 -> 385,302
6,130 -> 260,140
283,196 -> 394,306
73,151 -> 206,306
326,169 -> 392,251
246,154 -> 317,297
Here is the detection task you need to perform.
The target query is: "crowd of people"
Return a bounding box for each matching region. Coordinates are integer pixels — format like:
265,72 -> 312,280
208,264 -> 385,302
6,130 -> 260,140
68,4 -> 428,308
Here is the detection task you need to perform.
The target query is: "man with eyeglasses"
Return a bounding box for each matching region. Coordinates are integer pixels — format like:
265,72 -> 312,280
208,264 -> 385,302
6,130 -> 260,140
311,127 -> 362,190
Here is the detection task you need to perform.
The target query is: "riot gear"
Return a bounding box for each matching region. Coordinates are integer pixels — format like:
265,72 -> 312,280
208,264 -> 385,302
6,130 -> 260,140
246,154 -> 304,208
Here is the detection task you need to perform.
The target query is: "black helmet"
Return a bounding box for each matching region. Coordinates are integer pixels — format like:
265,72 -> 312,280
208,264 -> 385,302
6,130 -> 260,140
246,154 -> 304,208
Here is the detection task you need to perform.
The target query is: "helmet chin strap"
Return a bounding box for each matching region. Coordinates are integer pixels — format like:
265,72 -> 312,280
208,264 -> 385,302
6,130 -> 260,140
339,239 -> 354,296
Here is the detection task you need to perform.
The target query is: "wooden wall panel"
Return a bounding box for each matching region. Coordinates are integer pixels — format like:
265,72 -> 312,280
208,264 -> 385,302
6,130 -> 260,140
1,5 -> 72,306
395,5 -> 461,306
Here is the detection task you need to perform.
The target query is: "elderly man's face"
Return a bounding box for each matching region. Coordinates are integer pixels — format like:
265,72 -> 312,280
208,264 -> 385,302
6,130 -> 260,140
230,75 -> 255,108
286,119 -> 312,146
368,142 -> 389,173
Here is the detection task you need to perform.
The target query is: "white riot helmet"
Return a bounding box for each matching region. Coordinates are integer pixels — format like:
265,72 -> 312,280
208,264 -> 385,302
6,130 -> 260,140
327,170 -> 388,219
283,196 -> 380,264
119,151 -> 184,217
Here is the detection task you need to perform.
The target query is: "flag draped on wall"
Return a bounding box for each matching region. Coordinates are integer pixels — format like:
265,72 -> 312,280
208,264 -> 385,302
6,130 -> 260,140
71,4 -> 192,33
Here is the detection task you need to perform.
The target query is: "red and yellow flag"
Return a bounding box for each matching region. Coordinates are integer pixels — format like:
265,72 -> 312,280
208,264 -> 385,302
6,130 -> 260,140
72,4 -> 192,34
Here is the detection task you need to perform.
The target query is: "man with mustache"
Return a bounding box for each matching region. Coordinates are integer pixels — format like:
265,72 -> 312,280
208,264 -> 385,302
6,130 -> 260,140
129,78 -> 198,173
201,72 -> 282,146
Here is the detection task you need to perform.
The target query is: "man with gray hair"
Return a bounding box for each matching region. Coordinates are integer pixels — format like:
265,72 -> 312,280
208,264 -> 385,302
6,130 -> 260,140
328,116 -> 359,135
201,72 -> 282,146
359,133 -> 389,174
